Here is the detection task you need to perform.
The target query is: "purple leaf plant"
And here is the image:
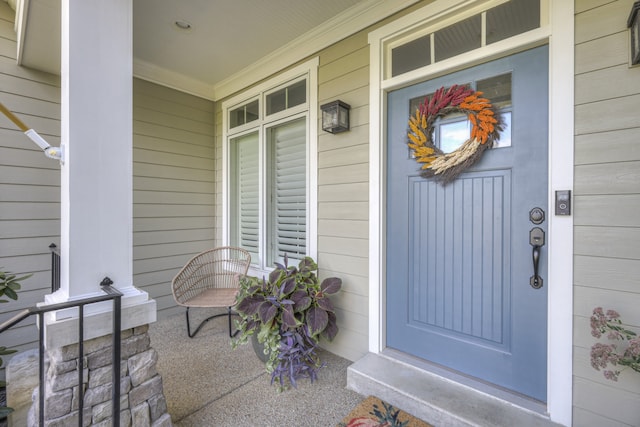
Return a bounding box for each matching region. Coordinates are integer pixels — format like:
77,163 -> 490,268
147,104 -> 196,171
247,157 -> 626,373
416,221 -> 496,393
232,255 -> 342,390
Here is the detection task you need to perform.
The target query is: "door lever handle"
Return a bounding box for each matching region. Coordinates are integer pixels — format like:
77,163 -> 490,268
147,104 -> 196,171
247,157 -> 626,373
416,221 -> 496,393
531,245 -> 543,289
529,227 -> 545,289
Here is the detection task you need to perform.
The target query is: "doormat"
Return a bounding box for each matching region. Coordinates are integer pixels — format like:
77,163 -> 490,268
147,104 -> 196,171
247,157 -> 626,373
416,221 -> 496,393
337,396 -> 433,427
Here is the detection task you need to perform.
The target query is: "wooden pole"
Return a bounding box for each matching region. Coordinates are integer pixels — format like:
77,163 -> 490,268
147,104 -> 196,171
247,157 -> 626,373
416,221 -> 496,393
0,102 -> 29,131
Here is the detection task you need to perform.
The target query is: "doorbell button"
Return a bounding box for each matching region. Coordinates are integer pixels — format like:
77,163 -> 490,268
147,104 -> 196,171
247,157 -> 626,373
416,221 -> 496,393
555,190 -> 571,215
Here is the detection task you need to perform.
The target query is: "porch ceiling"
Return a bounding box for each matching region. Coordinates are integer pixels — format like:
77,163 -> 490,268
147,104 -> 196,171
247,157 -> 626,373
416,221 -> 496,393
15,0 -> 370,99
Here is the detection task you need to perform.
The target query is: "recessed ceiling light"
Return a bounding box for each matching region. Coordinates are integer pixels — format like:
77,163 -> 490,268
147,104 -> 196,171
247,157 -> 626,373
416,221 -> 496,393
174,20 -> 192,31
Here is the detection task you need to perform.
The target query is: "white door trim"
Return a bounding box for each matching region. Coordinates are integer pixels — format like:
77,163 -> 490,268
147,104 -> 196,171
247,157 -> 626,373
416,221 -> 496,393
367,1 -> 573,425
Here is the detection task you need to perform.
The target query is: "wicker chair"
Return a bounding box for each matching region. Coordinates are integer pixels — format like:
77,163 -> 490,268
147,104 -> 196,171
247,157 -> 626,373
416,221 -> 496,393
171,247 -> 251,338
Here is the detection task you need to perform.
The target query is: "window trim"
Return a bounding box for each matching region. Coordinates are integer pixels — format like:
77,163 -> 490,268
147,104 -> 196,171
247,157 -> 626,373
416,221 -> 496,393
222,58 -> 318,275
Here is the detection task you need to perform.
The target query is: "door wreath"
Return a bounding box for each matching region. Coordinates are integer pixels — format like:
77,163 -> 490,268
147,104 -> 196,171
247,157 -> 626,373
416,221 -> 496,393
407,84 -> 504,184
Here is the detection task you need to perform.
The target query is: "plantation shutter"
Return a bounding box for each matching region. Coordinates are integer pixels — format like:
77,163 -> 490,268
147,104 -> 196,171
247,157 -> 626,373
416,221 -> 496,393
269,118 -> 306,264
231,133 -> 259,262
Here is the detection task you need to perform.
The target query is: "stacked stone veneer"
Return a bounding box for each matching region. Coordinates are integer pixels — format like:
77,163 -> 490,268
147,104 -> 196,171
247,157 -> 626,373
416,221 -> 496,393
28,325 -> 172,427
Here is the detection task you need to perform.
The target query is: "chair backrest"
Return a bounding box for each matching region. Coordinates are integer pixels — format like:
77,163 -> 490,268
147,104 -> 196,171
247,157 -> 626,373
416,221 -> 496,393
171,246 -> 251,305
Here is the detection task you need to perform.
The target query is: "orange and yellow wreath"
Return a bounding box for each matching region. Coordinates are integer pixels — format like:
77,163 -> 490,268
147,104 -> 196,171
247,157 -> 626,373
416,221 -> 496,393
407,84 -> 503,184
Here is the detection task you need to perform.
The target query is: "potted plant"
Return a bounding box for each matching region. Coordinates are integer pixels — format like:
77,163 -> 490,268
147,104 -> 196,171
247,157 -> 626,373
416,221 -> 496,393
232,255 -> 342,390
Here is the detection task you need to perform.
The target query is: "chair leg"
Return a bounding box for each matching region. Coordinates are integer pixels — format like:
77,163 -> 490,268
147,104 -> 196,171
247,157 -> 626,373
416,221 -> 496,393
185,307 -> 196,338
185,307 -> 239,338
228,307 -> 240,338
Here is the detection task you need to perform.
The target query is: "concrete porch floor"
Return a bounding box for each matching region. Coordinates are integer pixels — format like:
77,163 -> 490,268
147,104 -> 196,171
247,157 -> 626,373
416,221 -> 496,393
148,309 -> 365,426
149,310 -> 559,427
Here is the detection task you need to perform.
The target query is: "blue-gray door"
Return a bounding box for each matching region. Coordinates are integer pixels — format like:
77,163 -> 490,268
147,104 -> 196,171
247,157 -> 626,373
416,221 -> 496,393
386,46 -> 548,402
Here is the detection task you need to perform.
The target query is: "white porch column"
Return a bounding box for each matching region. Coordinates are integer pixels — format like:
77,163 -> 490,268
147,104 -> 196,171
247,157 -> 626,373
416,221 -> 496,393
44,0 -> 155,346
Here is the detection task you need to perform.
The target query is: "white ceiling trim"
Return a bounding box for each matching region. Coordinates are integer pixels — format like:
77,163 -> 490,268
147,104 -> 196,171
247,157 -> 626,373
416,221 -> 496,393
132,0 -> 419,101
133,58 -> 216,100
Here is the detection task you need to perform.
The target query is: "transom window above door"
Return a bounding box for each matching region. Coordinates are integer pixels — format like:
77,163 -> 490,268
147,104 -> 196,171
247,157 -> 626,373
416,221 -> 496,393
389,0 -> 541,78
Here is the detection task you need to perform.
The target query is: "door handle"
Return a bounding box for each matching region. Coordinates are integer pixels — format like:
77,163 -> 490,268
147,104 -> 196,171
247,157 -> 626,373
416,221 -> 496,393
529,227 -> 545,289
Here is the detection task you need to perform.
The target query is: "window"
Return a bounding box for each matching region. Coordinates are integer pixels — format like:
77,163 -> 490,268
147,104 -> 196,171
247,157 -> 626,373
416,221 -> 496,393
229,132 -> 259,261
229,100 -> 259,128
224,63 -> 317,273
389,0 -> 541,78
266,118 -> 306,265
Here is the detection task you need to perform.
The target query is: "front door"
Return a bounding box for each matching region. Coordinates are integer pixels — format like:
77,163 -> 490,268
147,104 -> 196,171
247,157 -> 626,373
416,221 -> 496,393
386,46 -> 548,402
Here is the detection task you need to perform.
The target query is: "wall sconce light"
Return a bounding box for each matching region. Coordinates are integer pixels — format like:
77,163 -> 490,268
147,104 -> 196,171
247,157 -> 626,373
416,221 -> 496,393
0,102 -> 64,163
629,1 -> 640,65
320,100 -> 350,134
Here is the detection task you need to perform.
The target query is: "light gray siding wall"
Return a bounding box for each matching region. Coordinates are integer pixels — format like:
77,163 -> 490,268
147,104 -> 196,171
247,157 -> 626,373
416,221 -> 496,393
0,0 -> 217,367
317,32 -> 371,362
573,0 -> 640,425
0,2 -> 60,362
132,79 -> 216,317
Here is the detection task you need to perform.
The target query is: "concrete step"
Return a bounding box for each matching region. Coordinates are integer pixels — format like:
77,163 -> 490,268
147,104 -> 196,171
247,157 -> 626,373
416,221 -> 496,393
347,351 -> 563,427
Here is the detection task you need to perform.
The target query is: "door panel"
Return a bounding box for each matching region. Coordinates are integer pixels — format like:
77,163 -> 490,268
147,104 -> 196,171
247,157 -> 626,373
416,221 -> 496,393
386,46 -> 548,401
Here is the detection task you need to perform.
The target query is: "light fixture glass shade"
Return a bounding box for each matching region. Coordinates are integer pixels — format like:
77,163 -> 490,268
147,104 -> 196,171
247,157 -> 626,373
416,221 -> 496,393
320,100 -> 350,133
629,1 -> 640,65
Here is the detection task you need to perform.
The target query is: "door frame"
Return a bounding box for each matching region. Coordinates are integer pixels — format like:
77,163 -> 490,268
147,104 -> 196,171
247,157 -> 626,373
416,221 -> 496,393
367,1 -> 574,425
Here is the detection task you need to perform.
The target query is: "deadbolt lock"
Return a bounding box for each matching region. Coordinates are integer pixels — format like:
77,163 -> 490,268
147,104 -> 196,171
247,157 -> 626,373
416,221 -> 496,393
529,207 -> 545,225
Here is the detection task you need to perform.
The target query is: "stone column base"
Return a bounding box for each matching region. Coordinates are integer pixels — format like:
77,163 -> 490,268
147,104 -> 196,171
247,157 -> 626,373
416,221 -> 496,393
12,325 -> 172,427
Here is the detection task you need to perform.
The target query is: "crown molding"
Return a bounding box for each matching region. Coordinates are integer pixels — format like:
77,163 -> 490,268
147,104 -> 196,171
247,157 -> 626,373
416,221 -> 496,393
133,59 -> 216,100
211,0 -> 419,100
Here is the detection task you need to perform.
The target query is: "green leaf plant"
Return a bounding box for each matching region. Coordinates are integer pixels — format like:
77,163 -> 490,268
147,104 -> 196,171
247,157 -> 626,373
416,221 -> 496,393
232,255 -> 342,391
0,269 -> 31,418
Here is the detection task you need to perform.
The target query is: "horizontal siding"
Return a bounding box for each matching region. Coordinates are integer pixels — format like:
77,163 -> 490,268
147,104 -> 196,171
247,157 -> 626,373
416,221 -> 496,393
575,128 -> 640,165
574,255 -> 640,293
0,1 -> 61,379
132,78 -> 216,316
575,94 -> 640,135
318,163 -> 368,186
318,182 -> 368,202
573,377 -> 640,427
574,0 -> 630,44
574,162 -> 640,195
575,65 -> 640,105
574,226 -> 640,262
573,0 -> 640,424
574,195 -> 640,227
575,31 -> 628,75
317,219 -> 368,239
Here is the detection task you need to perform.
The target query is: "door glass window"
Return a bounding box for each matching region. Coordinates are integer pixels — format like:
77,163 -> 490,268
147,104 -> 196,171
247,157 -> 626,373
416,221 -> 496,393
477,73 -> 512,148
439,119 -> 471,153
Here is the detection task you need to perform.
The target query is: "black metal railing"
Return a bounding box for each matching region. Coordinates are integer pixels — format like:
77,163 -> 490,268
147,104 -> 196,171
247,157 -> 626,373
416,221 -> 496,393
0,281 -> 122,427
49,243 -> 60,293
